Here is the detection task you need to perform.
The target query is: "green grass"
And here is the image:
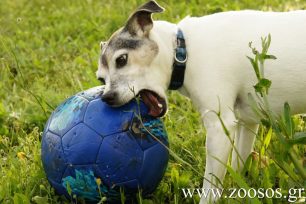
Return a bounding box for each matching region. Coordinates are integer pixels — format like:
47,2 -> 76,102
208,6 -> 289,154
0,0 -> 305,203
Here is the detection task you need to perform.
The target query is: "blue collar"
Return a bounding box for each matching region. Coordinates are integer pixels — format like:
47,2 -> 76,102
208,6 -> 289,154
168,28 -> 187,90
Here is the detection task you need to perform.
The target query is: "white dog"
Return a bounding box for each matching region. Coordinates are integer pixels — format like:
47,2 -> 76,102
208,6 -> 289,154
96,1 -> 306,203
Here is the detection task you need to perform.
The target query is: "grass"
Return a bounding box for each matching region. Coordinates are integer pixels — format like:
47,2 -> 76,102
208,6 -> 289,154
0,0 -> 305,203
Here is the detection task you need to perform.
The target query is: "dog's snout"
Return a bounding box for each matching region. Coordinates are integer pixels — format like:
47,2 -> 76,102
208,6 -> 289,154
101,91 -> 117,105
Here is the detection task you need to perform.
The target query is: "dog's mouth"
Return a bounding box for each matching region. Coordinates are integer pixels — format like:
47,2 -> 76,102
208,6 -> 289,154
139,89 -> 167,118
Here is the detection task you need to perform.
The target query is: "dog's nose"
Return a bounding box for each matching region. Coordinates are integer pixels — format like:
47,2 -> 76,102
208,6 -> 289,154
101,91 -> 117,105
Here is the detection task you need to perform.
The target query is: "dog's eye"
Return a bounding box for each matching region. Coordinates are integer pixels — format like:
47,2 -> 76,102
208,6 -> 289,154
116,54 -> 128,68
98,77 -> 105,84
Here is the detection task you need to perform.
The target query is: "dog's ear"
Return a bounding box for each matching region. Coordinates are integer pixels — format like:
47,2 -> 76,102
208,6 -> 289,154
124,0 -> 164,37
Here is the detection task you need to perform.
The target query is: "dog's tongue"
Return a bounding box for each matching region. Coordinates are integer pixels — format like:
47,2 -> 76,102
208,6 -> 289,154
140,91 -> 162,117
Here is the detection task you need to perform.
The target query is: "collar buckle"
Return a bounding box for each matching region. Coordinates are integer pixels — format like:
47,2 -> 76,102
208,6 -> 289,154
168,28 -> 187,90
174,52 -> 188,64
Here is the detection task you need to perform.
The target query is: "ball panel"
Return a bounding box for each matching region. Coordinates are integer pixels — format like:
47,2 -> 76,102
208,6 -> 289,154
62,123 -> 103,165
49,96 -> 89,136
61,165 -> 100,201
139,143 -> 169,193
41,131 -> 67,183
76,86 -> 104,101
130,116 -> 169,150
84,99 -> 134,136
96,132 -> 143,186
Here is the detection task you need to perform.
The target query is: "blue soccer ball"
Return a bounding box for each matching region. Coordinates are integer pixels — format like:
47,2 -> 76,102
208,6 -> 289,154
41,86 -> 169,202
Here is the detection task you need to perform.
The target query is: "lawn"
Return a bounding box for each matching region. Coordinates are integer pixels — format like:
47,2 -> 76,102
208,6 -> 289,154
0,0 -> 305,203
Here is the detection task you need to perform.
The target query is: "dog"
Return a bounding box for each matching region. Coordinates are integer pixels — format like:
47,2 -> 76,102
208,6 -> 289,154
96,1 -> 306,203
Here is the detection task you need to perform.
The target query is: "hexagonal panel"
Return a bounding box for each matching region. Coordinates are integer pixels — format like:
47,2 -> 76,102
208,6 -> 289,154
84,99 -> 135,136
62,123 -> 102,165
49,96 -> 89,136
96,132 -> 143,186
139,143 -> 169,193
130,116 -> 169,150
41,131 -> 67,183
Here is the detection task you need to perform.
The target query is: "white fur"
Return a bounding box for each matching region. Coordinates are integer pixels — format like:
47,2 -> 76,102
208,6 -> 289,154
150,10 -> 306,203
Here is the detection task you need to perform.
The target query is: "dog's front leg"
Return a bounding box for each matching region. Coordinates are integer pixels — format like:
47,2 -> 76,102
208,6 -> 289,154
200,111 -> 237,204
231,123 -> 258,171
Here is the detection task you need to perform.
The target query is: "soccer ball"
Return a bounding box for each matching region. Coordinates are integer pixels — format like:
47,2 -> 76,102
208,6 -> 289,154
41,86 -> 169,202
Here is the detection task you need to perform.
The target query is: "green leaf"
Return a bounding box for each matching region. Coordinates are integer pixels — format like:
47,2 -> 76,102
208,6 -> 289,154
261,34 -> 272,55
171,167 -> 180,189
277,161 -> 300,181
66,182 -> 72,196
263,54 -> 277,60
254,78 -> 272,95
283,102 -> 294,137
261,127 -> 272,155
260,119 -> 271,128
253,83 -> 263,95
260,78 -> 272,88
226,166 -> 250,189
289,132 -> 306,144
247,56 -> 260,80
241,154 -> 252,176
226,166 -> 261,204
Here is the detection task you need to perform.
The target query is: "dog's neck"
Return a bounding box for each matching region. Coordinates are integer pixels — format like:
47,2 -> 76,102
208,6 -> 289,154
150,21 -> 191,97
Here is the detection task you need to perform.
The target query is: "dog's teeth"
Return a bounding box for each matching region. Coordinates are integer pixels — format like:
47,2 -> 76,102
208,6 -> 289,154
158,103 -> 163,108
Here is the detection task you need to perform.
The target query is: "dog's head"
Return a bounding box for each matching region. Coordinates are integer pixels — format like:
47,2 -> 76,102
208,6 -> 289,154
96,1 -> 169,117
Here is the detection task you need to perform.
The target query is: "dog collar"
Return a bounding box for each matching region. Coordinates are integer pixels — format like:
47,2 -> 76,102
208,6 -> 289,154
168,28 -> 187,90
